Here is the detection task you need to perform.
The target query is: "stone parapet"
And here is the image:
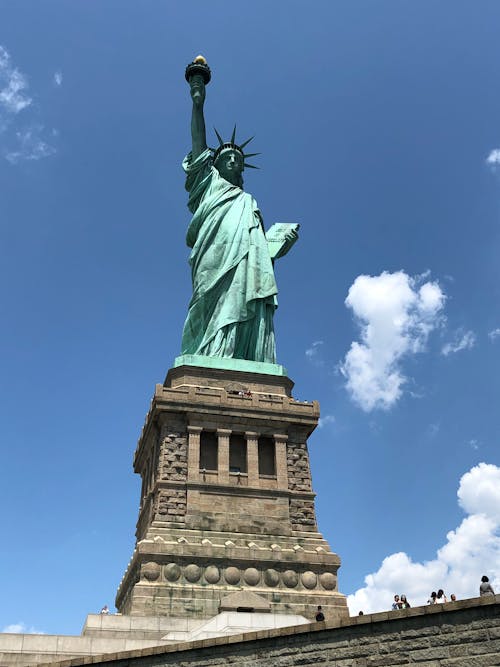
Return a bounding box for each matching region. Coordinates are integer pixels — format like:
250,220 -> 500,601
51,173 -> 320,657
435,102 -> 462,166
35,595 -> 500,667
135,384 -> 319,465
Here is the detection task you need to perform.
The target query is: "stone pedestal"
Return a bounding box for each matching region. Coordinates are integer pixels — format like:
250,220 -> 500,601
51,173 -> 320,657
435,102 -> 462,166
115,364 -> 347,622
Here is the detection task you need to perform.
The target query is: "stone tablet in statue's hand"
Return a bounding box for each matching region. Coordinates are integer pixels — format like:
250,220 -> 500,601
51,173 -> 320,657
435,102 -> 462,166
266,223 -> 300,260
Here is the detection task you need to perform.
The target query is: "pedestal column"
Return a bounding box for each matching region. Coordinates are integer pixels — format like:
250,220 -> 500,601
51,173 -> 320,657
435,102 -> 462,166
245,431 -> 259,487
187,426 -> 202,482
274,433 -> 289,490
217,428 -> 231,484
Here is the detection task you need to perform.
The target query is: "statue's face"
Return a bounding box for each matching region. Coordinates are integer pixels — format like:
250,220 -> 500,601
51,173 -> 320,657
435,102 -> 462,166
215,149 -> 243,185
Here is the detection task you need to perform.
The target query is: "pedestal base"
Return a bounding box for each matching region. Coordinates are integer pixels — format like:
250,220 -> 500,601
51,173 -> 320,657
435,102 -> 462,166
116,364 -> 348,622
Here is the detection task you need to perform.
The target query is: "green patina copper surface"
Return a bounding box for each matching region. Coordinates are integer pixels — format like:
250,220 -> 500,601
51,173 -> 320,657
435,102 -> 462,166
173,354 -> 288,376
180,59 -> 298,366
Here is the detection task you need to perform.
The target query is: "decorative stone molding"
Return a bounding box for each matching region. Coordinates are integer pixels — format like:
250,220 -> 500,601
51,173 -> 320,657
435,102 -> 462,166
301,571 -> 317,589
204,565 -> 220,584
149,563 -> 325,591
184,564 -> 202,583
141,562 -> 160,581
243,567 -> 260,586
264,568 -> 280,586
164,563 -> 181,582
320,572 -> 336,590
282,570 -> 299,588
224,566 -> 241,585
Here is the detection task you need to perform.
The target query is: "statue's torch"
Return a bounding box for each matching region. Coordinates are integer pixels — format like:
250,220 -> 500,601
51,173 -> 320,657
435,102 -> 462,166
185,55 -> 211,102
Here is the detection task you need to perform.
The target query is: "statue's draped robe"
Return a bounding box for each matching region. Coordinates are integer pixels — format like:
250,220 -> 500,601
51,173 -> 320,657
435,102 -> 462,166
181,149 -> 278,363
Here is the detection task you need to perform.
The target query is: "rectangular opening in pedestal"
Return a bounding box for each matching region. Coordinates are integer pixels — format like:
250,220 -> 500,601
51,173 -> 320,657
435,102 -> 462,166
258,436 -> 276,476
200,431 -> 218,471
229,434 -> 247,473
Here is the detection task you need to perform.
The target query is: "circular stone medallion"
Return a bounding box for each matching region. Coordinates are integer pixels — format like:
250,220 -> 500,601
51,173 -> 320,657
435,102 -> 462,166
243,567 -> 260,586
164,563 -> 181,582
264,568 -> 280,587
142,562 -> 160,582
184,564 -> 202,583
224,566 -> 241,585
282,570 -> 299,588
301,571 -> 317,589
320,572 -> 336,590
204,565 -> 221,584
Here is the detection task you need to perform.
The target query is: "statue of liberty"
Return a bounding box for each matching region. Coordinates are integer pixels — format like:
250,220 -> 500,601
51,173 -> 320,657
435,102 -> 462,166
181,57 -> 298,364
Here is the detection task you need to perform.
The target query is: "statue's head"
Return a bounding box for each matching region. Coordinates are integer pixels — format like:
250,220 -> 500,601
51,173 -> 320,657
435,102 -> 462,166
212,126 -> 259,188
214,148 -> 244,187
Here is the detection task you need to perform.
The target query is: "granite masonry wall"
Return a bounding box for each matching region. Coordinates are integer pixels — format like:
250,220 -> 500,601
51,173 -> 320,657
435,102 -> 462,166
35,595 -> 500,667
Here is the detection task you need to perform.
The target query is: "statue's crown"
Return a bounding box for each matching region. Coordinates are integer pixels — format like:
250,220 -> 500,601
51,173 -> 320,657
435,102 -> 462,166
212,126 -> 260,169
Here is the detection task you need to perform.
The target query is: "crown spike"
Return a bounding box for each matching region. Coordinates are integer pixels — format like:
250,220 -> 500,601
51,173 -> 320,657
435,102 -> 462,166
239,136 -> 254,150
244,163 -> 259,169
214,127 -> 224,146
243,152 -> 260,159
231,124 -> 237,144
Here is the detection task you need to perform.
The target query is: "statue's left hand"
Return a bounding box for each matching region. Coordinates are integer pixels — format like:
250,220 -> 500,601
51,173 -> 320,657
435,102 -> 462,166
284,229 -> 299,243
279,229 -> 298,258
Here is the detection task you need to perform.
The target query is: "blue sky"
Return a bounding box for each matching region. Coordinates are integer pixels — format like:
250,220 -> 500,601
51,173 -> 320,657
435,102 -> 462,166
1,1 -> 499,633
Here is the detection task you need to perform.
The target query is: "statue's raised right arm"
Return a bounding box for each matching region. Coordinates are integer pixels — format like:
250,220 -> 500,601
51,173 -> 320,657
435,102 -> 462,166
189,74 -> 207,160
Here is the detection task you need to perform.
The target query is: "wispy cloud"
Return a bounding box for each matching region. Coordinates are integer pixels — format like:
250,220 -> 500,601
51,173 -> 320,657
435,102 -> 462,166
469,439 -> 480,451
53,70 -> 63,87
2,622 -> 44,634
318,414 -> 335,428
427,422 -> 440,438
5,125 -> 56,163
305,340 -> 323,358
0,44 -> 56,163
348,462 -> 500,613
340,271 -> 445,412
486,148 -> 500,169
441,329 -> 476,356
305,340 -> 325,367
0,45 -> 31,114
488,328 -> 500,342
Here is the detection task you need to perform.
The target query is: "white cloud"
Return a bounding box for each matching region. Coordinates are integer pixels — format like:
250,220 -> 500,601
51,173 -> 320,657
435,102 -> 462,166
0,45 -> 56,163
0,45 -> 31,114
486,148 -> 500,167
340,271 -> 445,412
2,622 -> 44,634
458,462 -> 500,523
5,126 -> 56,163
488,328 -> 500,342
441,329 -> 476,356
53,70 -> 63,87
318,414 -> 335,428
347,462 -> 500,614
